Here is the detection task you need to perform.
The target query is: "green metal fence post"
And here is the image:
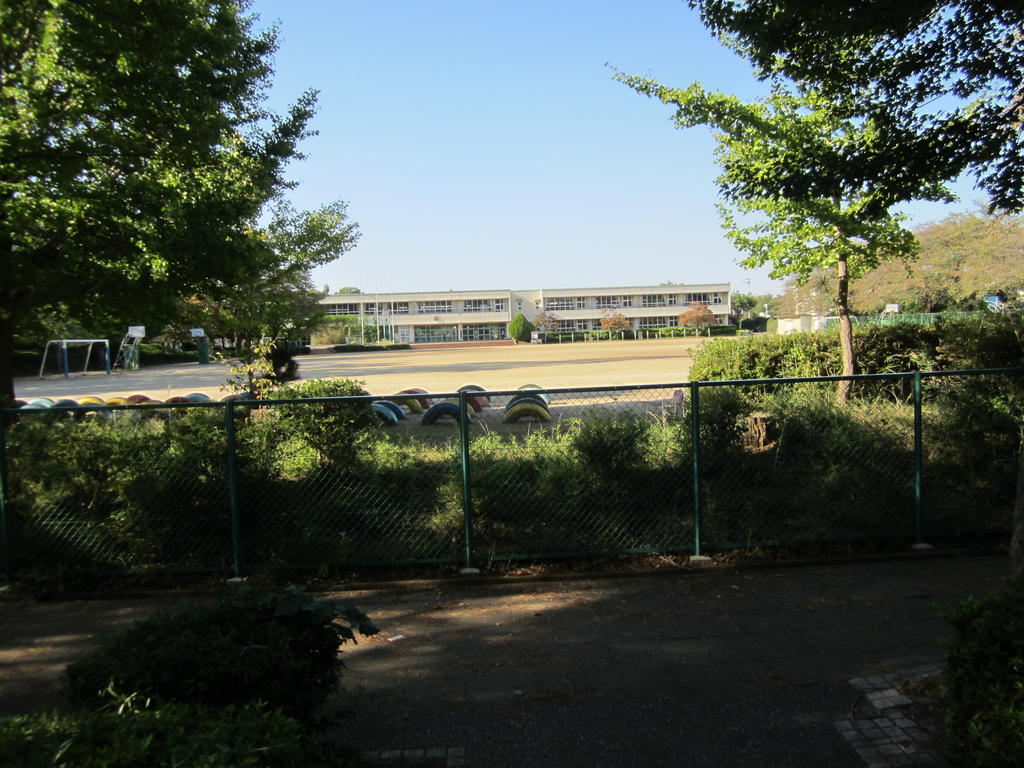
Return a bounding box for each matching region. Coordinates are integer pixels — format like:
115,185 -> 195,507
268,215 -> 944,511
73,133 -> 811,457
458,391 -> 479,573
225,402 -> 243,576
690,381 -> 706,559
912,372 -> 930,549
0,410 -> 12,582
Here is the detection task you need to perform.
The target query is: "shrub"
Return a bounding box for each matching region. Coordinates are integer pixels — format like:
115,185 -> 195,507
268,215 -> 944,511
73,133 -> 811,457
268,378 -> 379,465
66,584 -> 377,720
572,412 -> 651,472
0,703 -> 347,768
944,580 -> 1024,767
508,312 -> 533,342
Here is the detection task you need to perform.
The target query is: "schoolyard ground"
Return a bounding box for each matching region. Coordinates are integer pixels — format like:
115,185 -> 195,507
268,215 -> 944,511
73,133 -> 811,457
13,337 -> 705,402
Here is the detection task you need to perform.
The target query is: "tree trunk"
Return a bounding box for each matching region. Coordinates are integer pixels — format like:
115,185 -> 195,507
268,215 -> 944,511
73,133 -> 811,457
836,254 -> 855,404
1011,435 -> 1024,579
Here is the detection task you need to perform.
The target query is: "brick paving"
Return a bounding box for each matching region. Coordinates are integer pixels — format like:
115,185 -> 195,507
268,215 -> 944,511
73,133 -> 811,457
837,664 -> 947,767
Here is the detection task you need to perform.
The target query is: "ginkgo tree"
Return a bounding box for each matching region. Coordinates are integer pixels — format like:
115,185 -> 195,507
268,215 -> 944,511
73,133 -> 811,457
615,78 -> 952,401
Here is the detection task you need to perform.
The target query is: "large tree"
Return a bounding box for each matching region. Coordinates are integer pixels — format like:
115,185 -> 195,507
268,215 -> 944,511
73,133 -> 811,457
0,0 -> 315,402
689,1 -> 1024,212
852,211 -> 1024,314
175,199 -> 359,351
615,80 -> 933,401
686,1 -> 1024,569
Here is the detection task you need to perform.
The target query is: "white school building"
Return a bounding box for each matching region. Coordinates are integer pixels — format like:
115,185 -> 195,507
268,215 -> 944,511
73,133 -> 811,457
319,283 -> 731,344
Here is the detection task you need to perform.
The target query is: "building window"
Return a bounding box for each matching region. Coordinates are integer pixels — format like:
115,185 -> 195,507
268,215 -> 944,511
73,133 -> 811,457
417,301 -> 453,314
637,316 -> 678,329
325,303 -> 359,315
683,293 -> 710,305
392,302 -> 409,314
462,323 -> 507,341
641,295 -> 666,308
712,293 -> 724,304
545,297 -> 584,311
495,299 -> 506,311
464,299 -> 494,313
413,325 -> 458,343
595,295 -> 632,309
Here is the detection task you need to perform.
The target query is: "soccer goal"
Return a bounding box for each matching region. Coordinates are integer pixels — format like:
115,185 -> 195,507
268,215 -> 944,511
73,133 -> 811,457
39,339 -> 112,379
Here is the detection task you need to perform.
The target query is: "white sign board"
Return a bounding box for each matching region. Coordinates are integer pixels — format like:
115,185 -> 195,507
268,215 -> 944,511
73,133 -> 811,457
190,328 -> 205,337
128,325 -> 146,338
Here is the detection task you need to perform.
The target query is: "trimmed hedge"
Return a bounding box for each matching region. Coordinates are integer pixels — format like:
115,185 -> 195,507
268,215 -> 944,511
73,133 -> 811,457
690,315 -> 1024,381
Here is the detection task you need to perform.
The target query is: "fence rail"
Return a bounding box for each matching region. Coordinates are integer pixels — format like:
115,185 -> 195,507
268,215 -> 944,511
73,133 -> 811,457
1,368 -> 1020,580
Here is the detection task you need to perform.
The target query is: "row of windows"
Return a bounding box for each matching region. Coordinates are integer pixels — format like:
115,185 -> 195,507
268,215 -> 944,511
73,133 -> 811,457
326,294 -> 726,317
326,300 -> 507,315
546,293 -> 726,311
412,324 -> 507,343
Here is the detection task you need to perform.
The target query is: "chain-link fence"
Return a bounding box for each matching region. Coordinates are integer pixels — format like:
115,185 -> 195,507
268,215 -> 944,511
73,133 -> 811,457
0,369 -> 1019,579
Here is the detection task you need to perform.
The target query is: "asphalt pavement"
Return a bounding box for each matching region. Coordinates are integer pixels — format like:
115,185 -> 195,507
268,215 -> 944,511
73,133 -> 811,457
0,555 -> 1005,767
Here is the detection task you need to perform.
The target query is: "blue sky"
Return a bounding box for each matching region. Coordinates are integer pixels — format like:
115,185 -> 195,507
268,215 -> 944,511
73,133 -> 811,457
250,0 -> 980,297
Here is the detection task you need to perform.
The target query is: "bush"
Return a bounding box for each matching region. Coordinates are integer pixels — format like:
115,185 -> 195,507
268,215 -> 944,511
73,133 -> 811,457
508,313 -> 533,342
690,315 -> 1023,382
66,584 -> 377,720
572,412 -> 651,472
0,702 -> 347,768
268,378 -> 379,465
944,580 -> 1024,767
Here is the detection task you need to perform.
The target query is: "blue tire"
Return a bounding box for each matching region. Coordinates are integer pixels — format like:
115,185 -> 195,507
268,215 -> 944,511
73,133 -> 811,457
371,401 -> 399,425
373,399 -> 406,420
421,401 -> 467,425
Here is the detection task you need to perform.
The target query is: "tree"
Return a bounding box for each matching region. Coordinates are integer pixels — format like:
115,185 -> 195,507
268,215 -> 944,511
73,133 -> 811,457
616,79 -> 928,401
600,311 -> 631,331
688,1 -> 1024,213
732,292 -> 781,318
532,311 -> 559,333
173,199 -> 358,384
685,1 -> 1024,572
0,0 -> 316,402
508,313 -> 533,343
677,301 -> 718,327
851,211 -> 1024,314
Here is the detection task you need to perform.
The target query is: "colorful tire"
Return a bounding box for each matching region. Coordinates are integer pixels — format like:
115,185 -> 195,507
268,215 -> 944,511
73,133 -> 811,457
125,393 -> 152,404
399,388 -> 431,410
517,385 -> 550,405
374,399 -> 406,420
53,398 -> 79,408
394,394 -> 423,414
371,401 -> 399,425
421,401 -> 467,425
184,392 -> 211,403
503,402 -> 552,423
505,394 -> 550,413
164,395 -> 190,404
78,396 -> 105,405
458,384 -> 490,407
26,398 -> 54,408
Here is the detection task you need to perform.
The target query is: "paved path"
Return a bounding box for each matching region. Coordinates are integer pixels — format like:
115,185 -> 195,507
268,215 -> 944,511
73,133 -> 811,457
1,556 -> 1003,766
13,338 -> 703,402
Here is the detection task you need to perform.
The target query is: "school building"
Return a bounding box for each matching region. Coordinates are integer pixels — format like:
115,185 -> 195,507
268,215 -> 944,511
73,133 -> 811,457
319,283 -> 732,343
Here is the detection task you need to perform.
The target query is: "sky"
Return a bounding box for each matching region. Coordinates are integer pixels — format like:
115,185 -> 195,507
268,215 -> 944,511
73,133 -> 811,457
250,0 -> 981,298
